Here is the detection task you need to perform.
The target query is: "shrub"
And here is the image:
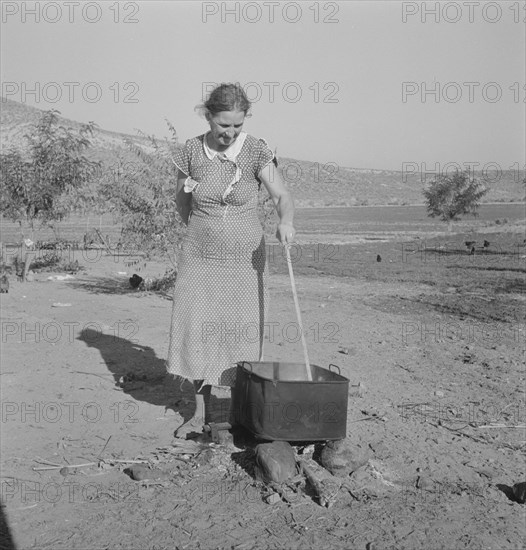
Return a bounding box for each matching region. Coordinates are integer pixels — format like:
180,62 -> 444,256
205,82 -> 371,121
423,169 -> 488,231
30,253 -> 83,273
0,110 -> 100,238
100,123 -> 185,269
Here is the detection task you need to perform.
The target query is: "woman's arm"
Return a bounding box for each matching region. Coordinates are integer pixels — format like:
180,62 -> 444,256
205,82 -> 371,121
175,169 -> 192,225
258,162 -> 296,245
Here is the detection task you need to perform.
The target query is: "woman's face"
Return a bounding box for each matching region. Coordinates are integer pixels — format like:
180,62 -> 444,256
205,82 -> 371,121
206,110 -> 245,150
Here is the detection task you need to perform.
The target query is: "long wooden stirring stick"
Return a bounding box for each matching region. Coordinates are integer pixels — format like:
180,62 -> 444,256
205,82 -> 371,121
285,245 -> 312,381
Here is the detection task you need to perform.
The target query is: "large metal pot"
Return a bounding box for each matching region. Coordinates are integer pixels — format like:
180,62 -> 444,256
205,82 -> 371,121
232,361 -> 349,441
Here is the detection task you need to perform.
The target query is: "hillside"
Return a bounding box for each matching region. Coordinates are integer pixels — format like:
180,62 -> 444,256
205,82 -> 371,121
0,97 -> 155,161
1,98 -> 524,207
276,157 -> 525,207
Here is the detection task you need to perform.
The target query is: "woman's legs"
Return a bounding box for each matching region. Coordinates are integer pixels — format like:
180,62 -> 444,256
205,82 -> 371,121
175,380 -> 210,439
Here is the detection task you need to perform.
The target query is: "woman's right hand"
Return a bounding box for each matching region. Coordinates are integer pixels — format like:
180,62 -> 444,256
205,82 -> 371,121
276,223 -> 296,245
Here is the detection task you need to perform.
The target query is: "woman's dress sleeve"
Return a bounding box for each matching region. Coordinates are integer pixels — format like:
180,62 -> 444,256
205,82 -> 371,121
172,142 -> 191,176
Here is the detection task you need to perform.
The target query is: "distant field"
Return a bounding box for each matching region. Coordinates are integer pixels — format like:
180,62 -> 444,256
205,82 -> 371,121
293,203 -> 526,235
1,205 -> 523,325
1,203 -> 524,244
267,226 -> 526,324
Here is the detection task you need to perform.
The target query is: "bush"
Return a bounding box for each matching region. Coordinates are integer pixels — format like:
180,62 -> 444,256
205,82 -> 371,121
0,110 -> 100,237
29,253 -> 83,273
36,239 -> 81,250
423,170 -> 488,231
99,124 -> 185,269
145,268 -> 178,293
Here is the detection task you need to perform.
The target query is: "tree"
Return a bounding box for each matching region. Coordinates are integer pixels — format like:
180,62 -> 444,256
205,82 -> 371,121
0,110 -> 100,238
100,122 -> 185,269
423,170 -> 488,231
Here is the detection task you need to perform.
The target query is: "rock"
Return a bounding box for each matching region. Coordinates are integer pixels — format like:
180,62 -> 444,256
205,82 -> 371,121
264,492 -> 281,504
434,390 -> 444,398
125,465 -> 171,481
416,475 -> 433,489
349,463 -> 396,497
321,440 -> 370,476
254,441 -> 297,484
369,441 -> 390,459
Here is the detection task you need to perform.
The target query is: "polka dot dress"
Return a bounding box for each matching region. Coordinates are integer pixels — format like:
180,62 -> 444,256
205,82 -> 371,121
167,133 -> 275,387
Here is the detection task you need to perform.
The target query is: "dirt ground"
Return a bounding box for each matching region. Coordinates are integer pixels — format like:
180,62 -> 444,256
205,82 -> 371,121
1,232 -> 525,550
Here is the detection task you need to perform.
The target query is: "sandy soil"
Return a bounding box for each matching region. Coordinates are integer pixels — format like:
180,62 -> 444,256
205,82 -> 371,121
1,245 -> 525,550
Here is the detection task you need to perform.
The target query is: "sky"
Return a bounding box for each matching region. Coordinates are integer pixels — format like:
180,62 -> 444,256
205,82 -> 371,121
1,0 -> 525,172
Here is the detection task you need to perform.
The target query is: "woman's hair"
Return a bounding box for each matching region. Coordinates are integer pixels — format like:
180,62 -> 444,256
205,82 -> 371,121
196,83 -> 252,117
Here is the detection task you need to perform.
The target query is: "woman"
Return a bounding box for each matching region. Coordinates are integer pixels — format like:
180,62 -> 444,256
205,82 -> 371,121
168,83 -> 295,439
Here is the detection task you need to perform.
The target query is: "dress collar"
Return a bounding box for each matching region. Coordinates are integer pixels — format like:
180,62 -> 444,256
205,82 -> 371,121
203,131 -> 247,161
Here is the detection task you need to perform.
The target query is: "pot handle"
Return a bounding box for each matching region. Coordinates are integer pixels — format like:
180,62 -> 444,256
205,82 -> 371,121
238,360 -> 253,372
328,363 -> 341,375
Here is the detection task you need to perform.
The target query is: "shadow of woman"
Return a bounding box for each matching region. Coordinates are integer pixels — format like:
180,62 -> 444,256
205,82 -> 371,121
77,328 -> 195,427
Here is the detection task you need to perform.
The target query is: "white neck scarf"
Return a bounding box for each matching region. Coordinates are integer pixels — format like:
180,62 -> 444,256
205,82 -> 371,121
203,131 -> 247,162
203,131 -> 247,204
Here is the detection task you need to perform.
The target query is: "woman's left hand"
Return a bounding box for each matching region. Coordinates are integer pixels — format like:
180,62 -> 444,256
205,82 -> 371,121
277,223 -> 296,245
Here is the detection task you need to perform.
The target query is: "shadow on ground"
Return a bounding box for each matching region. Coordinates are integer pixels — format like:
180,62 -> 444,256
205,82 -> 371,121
77,328 -> 235,435
77,328 -> 193,425
68,274 -> 141,295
